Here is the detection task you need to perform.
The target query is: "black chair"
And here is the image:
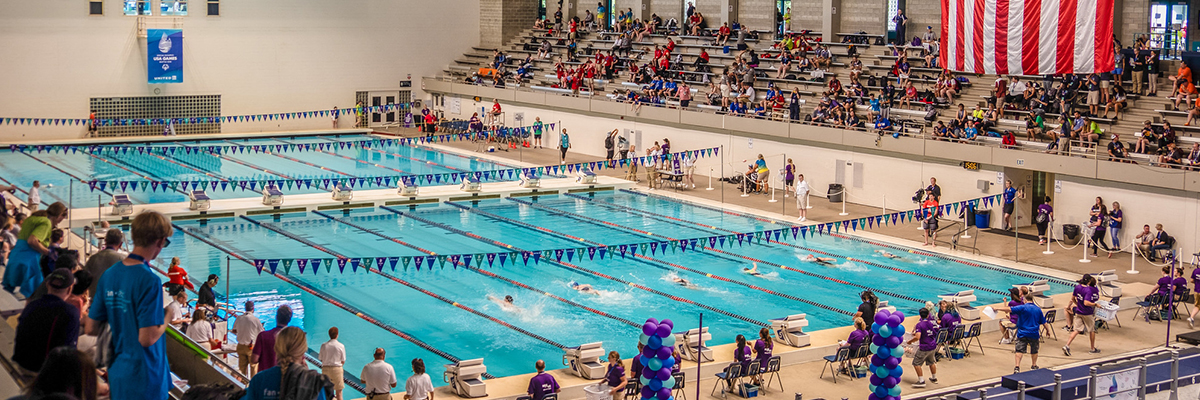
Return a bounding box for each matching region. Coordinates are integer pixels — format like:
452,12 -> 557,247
852,343 -> 872,370
760,356 -> 783,392
671,372 -> 686,400
820,347 -> 852,383
624,382 -> 642,400
1134,293 -> 1166,322
961,322 -> 984,356
711,362 -> 743,398
932,328 -> 949,359
1040,309 -> 1058,341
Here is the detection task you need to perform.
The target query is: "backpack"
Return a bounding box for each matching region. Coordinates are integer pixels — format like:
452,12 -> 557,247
1035,209 -> 1049,224
604,134 -> 615,149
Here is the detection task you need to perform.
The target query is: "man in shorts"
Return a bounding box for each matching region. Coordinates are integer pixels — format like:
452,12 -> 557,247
996,293 -> 1046,373
1062,274 -> 1100,356
906,308 -> 939,388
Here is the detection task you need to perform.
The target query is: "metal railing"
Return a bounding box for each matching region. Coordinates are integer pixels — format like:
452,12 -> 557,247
913,348 -> 1197,400
1136,28 -> 1188,60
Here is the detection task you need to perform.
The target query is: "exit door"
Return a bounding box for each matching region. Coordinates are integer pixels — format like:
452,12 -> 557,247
1150,1 -> 1189,52
363,90 -> 412,128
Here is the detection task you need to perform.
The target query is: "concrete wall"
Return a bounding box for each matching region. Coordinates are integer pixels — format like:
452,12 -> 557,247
791,0 -> 823,32
1120,0 -> 1150,46
739,0 -> 776,32
651,0 -> 684,22
905,0 -> 940,42
439,99 -> 1004,218
1053,177 -> 1200,264
839,0 -> 887,34
481,0 -> 537,48
0,0 -> 479,142
696,0 -> 725,28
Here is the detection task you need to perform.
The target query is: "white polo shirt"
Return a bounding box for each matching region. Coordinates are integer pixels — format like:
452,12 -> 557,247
319,339 -> 346,368
362,359 -> 398,395
233,313 -> 264,346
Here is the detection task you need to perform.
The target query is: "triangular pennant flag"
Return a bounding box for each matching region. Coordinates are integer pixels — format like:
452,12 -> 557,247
254,259 -> 265,274
267,259 -> 280,274
297,259 -> 307,274
282,259 -> 293,274
337,258 -> 349,273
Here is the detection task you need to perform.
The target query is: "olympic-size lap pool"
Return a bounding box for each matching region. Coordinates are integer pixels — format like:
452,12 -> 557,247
78,190 -> 1071,380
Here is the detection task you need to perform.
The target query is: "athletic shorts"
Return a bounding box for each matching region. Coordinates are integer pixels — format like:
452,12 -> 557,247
1088,91 -> 1100,105
1015,337 -> 1039,354
1003,202 -> 1015,215
1073,315 -> 1095,333
796,192 -> 809,208
912,349 -> 938,366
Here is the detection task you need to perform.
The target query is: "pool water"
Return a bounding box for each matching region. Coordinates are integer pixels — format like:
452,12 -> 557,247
0,134 -> 516,207
82,190 -> 1072,380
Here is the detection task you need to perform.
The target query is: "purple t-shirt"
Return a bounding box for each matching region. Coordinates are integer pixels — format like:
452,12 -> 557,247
1072,285 -> 1100,315
1158,276 -> 1175,295
914,319 -> 939,351
939,312 -> 960,332
1192,268 -> 1200,292
735,345 -> 752,370
528,372 -> 560,400
605,364 -> 625,387
1008,300 -> 1023,323
846,329 -> 869,349
1174,277 -> 1188,293
754,339 -> 773,365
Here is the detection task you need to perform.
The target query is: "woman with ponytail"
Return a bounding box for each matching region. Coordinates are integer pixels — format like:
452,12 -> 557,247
242,326 -> 333,400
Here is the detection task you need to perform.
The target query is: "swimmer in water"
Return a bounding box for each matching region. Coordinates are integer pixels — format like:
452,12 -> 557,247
800,254 -> 838,265
569,281 -> 599,295
874,250 -> 901,259
487,295 -> 521,312
672,276 -> 697,288
742,262 -> 762,276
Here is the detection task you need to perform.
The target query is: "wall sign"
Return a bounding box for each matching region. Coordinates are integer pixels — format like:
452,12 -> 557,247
148,29 -> 183,84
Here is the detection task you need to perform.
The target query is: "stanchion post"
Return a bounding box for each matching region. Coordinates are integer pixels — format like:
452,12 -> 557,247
694,312 -> 702,400
768,173 -> 777,203
706,168 -> 714,190
1128,243 -> 1140,274
839,189 -> 848,216
1080,232 -> 1092,263
1043,222 -> 1054,255
1169,350 -> 1180,400
226,256 -> 231,310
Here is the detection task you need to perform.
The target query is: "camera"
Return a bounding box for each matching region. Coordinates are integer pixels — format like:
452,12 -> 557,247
911,188 -> 926,203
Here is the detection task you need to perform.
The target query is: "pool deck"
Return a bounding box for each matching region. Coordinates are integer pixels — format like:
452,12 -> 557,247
64,175 -> 634,229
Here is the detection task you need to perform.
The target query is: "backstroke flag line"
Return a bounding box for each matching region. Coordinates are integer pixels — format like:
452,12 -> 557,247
939,0 -> 1114,75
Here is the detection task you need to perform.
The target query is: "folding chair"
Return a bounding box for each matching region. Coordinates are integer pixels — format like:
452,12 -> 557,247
961,322 -> 984,356
760,356 -> 783,392
1040,309 -> 1057,341
671,372 -> 687,400
1173,289 -> 1192,320
742,359 -> 761,391
624,381 -> 642,400
1134,294 -> 1165,322
943,325 -> 965,360
819,347 -> 852,383
711,362 -> 743,398
933,328 -> 949,360
852,343 -> 872,370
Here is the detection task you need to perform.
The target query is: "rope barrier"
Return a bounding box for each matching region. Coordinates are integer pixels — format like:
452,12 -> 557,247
239,216 -> 570,350
174,223 -> 490,378
424,202 -> 770,327
309,210 -> 642,329
565,193 -> 1011,297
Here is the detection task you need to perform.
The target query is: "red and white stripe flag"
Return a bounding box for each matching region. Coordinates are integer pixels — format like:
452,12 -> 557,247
940,0 -> 1115,75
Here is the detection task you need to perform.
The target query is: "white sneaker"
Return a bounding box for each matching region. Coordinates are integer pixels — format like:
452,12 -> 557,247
1189,317 -> 1195,328
913,380 -> 926,388
800,217 -> 806,221
1000,338 -> 1012,345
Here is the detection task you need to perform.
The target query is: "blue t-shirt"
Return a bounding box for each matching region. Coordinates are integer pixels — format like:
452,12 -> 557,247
1010,303 -> 1046,339
1072,285 -> 1099,316
241,366 -> 329,400
1003,187 -> 1017,204
88,261 -> 169,400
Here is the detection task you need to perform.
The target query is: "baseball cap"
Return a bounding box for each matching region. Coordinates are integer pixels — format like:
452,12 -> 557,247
46,268 -> 75,290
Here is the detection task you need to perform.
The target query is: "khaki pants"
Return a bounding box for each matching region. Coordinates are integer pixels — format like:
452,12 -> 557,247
646,169 -> 658,188
237,344 -> 256,377
626,163 -> 639,181
322,366 -> 345,399
1133,71 -> 1144,94
1149,72 -> 1159,94
366,394 -> 392,400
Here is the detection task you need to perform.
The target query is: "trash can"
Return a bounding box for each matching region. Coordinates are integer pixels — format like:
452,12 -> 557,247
1062,224 -> 1081,246
828,184 -> 844,203
974,210 -> 991,229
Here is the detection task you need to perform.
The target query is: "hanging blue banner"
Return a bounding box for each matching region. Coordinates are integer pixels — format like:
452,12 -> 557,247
148,29 -> 183,84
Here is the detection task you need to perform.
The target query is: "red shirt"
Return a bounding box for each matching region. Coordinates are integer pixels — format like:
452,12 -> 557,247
252,326 -> 284,370
665,41 -> 676,53
492,103 -> 502,113
699,51 -> 709,62
719,26 -> 730,35
167,265 -> 194,290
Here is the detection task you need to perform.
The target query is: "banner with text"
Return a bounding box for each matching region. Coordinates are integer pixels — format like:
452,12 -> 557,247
148,29 -> 183,84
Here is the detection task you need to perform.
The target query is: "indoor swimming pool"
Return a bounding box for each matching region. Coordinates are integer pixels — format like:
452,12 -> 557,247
76,190 -> 1074,380
0,134 -> 516,207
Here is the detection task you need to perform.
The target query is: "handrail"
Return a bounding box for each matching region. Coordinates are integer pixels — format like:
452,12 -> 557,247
911,348 -> 1198,400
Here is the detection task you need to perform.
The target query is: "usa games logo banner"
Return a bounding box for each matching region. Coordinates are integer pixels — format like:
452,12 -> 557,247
148,29 -> 183,83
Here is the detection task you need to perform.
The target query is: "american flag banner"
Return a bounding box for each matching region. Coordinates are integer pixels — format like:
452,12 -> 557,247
939,0 -> 1115,75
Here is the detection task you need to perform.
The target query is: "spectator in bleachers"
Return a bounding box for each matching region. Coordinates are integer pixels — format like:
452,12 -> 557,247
13,268 -> 78,376
1104,84 -> 1127,120
1107,134 -> 1129,162
1170,62 -> 1192,96
892,9 -> 909,46
1159,121 -> 1177,149
1186,144 -> 1200,166
1158,142 -> 1184,166
1134,121 -> 1155,154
